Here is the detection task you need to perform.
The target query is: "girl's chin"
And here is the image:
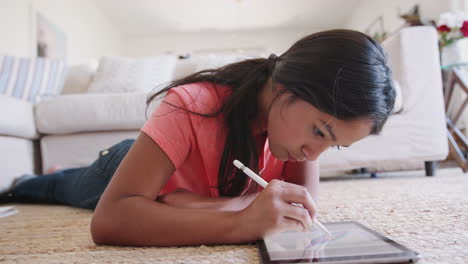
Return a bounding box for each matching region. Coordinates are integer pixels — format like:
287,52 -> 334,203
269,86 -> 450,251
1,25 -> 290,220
269,149 -> 283,161
269,144 -> 290,162
271,151 -> 290,162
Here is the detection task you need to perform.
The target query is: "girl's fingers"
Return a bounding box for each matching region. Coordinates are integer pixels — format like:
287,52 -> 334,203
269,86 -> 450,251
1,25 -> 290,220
281,202 -> 313,231
282,217 -> 308,232
264,217 -> 304,233
278,184 -> 318,219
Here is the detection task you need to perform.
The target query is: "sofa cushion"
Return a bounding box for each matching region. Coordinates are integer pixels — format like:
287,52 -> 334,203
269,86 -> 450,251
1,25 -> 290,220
35,93 -> 161,135
61,59 -> 98,94
87,56 -> 177,94
0,95 -> 38,139
0,55 -> 66,103
173,54 -> 251,80
193,54 -> 250,72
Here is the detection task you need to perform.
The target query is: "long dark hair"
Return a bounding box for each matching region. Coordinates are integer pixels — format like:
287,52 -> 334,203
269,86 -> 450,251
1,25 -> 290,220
147,29 -> 395,197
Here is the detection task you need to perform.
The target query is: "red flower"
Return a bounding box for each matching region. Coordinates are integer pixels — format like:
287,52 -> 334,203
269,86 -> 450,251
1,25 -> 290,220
461,21 -> 468,36
438,25 -> 451,32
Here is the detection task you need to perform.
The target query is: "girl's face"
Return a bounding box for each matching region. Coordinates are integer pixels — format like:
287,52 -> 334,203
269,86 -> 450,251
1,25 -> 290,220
266,92 -> 373,162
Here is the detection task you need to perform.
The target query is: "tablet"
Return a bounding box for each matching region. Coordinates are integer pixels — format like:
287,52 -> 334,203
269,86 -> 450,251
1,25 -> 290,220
258,221 -> 420,264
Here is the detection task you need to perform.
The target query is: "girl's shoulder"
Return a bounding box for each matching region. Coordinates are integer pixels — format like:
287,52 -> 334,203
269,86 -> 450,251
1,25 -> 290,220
168,82 -> 231,113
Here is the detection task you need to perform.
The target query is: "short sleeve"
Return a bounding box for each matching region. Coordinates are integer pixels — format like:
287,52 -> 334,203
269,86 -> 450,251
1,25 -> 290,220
141,90 -> 194,169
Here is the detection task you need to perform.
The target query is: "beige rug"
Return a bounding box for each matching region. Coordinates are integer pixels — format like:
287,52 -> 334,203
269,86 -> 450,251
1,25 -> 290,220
1,168 -> 467,263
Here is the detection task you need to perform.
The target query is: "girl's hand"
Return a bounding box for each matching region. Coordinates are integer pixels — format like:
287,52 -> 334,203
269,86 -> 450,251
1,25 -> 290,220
237,179 -> 318,239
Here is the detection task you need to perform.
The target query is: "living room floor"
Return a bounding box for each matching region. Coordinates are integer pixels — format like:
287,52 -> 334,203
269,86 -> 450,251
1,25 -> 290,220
0,168 -> 467,264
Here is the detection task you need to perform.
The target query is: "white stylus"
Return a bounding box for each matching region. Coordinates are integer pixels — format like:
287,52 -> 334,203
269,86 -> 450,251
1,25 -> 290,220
233,159 -> 332,237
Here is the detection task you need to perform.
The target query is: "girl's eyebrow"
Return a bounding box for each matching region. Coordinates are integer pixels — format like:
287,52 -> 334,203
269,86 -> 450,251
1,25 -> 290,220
319,119 -> 351,147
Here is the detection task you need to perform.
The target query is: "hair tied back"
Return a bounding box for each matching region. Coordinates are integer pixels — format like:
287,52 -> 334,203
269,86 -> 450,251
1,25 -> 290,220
267,53 -> 280,76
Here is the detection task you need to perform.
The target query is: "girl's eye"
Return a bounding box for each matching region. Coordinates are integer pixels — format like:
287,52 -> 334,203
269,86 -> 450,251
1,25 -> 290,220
313,127 -> 326,139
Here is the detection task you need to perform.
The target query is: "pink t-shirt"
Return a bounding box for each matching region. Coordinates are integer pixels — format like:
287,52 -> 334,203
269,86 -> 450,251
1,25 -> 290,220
141,82 -> 285,197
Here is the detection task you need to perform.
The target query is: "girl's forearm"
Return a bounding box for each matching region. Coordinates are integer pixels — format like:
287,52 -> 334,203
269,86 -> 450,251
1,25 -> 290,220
204,194 -> 259,211
157,190 -> 259,211
91,196 -> 255,246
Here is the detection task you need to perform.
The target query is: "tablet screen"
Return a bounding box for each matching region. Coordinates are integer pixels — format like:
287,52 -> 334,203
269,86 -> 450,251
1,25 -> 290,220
259,221 -> 419,264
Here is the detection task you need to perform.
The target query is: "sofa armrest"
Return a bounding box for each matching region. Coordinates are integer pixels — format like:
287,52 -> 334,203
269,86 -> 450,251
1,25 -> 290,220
319,26 -> 449,171
35,92 -> 162,135
383,26 -> 444,114
382,26 -> 448,157
0,95 -> 38,139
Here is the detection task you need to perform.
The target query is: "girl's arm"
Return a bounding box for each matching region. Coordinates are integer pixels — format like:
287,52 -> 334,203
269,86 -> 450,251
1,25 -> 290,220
91,132 -> 317,246
157,189 -> 259,211
160,161 -> 320,211
91,133 -> 246,246
283,160 -> 320,202
172,160 -> 320,211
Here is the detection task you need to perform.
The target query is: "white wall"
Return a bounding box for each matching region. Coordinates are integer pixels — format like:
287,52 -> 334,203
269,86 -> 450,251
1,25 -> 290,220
346,0 -> 451,35
1,0 -> 456,61
0,0 -> 122,64
118,0 -> 455,58
0,0 -> 33,57
123,28 -> 324,57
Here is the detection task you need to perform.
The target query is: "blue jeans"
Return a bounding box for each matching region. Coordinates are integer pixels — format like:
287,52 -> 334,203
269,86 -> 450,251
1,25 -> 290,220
12,139 -> 135,210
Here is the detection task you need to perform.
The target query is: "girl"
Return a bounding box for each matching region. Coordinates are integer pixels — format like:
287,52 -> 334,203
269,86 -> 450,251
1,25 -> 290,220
1,29 -> 395,246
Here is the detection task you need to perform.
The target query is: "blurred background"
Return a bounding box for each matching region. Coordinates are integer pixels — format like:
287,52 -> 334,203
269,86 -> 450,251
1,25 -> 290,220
0,0 -> 458,63
1,0 -> 467,178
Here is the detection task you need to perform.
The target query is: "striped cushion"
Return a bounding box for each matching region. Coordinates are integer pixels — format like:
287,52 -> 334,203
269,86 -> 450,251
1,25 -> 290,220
0,56 -> 66,103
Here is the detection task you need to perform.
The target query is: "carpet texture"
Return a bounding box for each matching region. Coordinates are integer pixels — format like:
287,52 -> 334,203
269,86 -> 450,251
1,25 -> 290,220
0,168 -> 467,263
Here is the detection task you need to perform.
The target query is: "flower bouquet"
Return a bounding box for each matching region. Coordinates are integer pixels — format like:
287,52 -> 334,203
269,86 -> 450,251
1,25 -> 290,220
437,11 -> 468,47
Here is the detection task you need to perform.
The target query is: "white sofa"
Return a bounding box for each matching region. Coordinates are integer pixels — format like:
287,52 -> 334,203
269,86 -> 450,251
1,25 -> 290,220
0,96 -> 38,191
0,26 -> 448,192
319,26 -> 448,175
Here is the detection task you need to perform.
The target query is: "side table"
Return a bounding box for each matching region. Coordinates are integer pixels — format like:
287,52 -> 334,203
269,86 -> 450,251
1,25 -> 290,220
443,66 -> 468,172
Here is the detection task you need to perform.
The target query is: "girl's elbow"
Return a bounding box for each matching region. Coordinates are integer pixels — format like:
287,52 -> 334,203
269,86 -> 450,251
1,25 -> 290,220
90,212 -> 115,245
